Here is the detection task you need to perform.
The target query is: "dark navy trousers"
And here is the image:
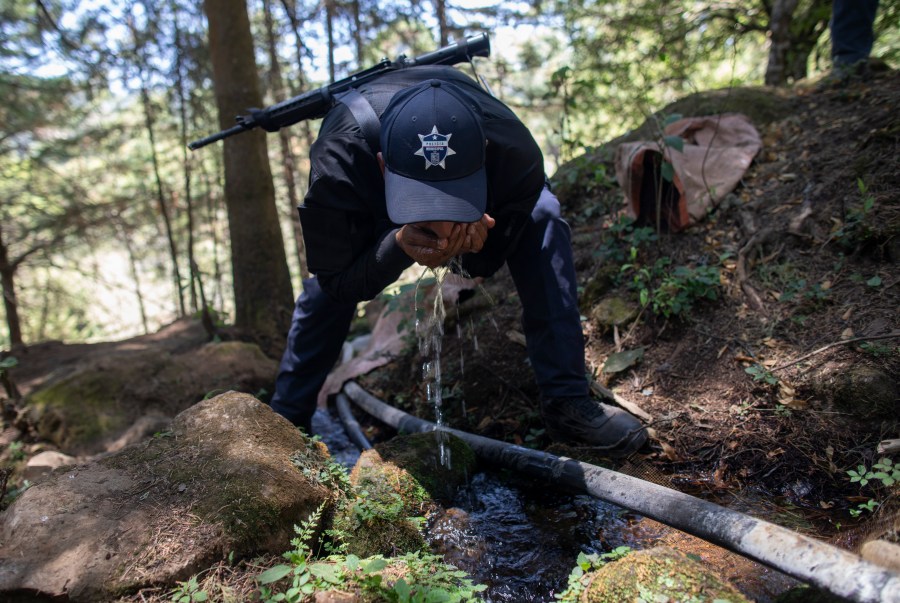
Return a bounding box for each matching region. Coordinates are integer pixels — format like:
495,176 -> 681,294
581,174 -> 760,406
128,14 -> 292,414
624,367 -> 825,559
831,0 -> 879,66
270,187 -> 588,432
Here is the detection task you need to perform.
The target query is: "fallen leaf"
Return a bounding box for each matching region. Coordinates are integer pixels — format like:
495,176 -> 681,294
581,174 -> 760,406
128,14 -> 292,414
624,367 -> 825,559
659,441 -> 682,462
603,347 -> 645,374
841,328 -> 855,339
781,397 -> 808,410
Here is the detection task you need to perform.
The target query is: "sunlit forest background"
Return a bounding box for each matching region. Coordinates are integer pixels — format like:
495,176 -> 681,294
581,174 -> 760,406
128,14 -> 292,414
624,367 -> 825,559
2,0 -> 898,351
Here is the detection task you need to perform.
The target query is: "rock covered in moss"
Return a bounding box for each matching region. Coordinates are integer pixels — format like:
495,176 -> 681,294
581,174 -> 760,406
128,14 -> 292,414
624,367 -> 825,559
582,546 -> 751,603
0,392 -> 330,602
336,447 -> 431,558
589,296 -> 640,332
332,432 -> 477,559
375,431 -> 477,501
23,340 -> 277,455
774,584 -> 850,603
831,365 -> 899,419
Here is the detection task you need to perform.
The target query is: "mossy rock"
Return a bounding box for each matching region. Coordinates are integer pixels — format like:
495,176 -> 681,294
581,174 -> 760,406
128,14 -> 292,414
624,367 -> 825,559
583,546 -> 751,603
589,296 -> 640,332
0,393 -> 331,601
104,392 -> 332,550
27,350 -> 168,453
375,431 -> 478,501
774,585 -> 851,603
336,448 -> 433,558
24,341 -> 277,455
832,365 -> 899,419
580,265 -> 621,310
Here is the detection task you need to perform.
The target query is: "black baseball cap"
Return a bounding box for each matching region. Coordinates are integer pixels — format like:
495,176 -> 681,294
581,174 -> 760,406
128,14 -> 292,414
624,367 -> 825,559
380,79 -> 487,224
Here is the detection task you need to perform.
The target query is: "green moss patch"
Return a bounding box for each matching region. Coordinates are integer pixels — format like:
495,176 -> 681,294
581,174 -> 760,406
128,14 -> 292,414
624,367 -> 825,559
583,546 -> 751,603
375,432 -> 478,502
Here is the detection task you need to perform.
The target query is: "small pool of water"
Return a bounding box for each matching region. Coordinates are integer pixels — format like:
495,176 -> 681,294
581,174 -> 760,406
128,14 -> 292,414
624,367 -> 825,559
429,471 -> 645,602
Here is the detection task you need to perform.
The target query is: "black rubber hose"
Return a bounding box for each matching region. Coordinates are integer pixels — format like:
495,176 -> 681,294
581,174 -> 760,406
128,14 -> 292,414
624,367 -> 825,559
335,392 -> 372,451
342,380 -> 900,603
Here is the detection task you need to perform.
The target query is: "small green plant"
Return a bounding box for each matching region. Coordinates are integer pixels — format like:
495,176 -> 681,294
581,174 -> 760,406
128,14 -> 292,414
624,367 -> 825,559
850,499 -> 880,518
651,265 -> 719,317
556,547 -> 631,602
848,458 -> 900,488
524,427 -> 546,449
258,503 -> 486,602
858,341 -> 894,357
7,440 -> 26,462
846,458 -> 898,519
834,178 -> 876,247
745,364 -> 778,386
170,575 -> 208,603
291,449 -> 354,500
0,356 -> 17,374
621,252 -> 720,319
257,503 -> 328,602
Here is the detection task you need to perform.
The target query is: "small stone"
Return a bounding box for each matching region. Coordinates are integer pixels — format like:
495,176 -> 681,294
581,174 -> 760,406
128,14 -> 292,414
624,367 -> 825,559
23,451 -> 77,482
590,296 -> 640,331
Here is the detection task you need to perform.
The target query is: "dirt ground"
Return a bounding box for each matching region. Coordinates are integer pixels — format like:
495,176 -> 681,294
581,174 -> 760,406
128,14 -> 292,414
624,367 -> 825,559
357,68 -> 900,551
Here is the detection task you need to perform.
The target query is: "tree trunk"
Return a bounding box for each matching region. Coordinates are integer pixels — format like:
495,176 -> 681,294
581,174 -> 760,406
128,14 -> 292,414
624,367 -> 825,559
351,0 -> 363,64
765,0 -> 800,86
139,83 -> 186,317
0,228 -> 23,348
116,218 -> 149,334
263,0 -> 309,280
172,3 -> 199,314
764,0 -> 830,86
203,0 -> 294,349
435,0 -> 449,46
325,0 -> 336,81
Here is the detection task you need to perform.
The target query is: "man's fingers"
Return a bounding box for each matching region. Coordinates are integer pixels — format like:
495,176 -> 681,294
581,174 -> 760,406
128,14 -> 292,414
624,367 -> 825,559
402,225 -> 448,250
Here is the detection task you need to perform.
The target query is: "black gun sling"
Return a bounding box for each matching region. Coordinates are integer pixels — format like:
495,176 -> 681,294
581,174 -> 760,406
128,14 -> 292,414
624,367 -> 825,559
299,88 -> 387,275
333,88 -> 382,155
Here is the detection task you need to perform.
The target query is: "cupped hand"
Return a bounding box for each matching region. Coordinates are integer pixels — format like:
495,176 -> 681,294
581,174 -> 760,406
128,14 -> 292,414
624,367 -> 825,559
396,213 -> 496,268
459,213 -> 496,254
396,222 -> 466,268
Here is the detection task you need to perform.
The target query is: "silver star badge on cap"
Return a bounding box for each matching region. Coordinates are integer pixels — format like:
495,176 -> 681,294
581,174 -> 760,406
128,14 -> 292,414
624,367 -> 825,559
415,125 -> 456,169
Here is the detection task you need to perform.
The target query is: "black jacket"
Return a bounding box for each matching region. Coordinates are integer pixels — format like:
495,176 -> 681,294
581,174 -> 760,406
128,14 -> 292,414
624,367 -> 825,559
299,65 -> 545,303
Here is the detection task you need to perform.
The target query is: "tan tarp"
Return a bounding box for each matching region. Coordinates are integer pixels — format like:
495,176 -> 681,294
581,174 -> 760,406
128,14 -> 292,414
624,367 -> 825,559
615,113 -> 762,232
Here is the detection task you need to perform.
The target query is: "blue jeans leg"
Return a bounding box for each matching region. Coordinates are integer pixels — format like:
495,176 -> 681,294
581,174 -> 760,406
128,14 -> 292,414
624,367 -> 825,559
831,0 -> 879,66
270,276 -> 357,432
506,187 -> 588,400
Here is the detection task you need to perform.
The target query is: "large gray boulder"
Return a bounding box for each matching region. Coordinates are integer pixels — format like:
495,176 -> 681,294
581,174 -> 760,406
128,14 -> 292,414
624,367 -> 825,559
0,392 -> 331,602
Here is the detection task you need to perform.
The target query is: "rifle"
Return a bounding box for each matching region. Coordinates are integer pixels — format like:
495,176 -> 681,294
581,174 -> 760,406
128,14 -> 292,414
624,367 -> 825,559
188,32 -> 491,151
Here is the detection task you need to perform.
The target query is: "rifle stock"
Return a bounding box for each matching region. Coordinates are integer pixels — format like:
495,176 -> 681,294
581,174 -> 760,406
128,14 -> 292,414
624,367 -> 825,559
189,32 -> 490,151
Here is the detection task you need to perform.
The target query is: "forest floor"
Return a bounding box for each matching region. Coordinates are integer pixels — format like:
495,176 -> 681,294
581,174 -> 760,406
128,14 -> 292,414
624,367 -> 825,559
357,67 -> 900,554
1,68 -> 898,600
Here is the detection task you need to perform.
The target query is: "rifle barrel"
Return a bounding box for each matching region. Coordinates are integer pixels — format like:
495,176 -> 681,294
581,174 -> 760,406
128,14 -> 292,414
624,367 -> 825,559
188,124 -> 249,150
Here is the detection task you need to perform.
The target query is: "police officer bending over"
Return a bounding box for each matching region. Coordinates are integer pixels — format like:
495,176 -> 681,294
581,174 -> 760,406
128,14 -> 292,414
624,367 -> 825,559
270,65 -> 648,455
